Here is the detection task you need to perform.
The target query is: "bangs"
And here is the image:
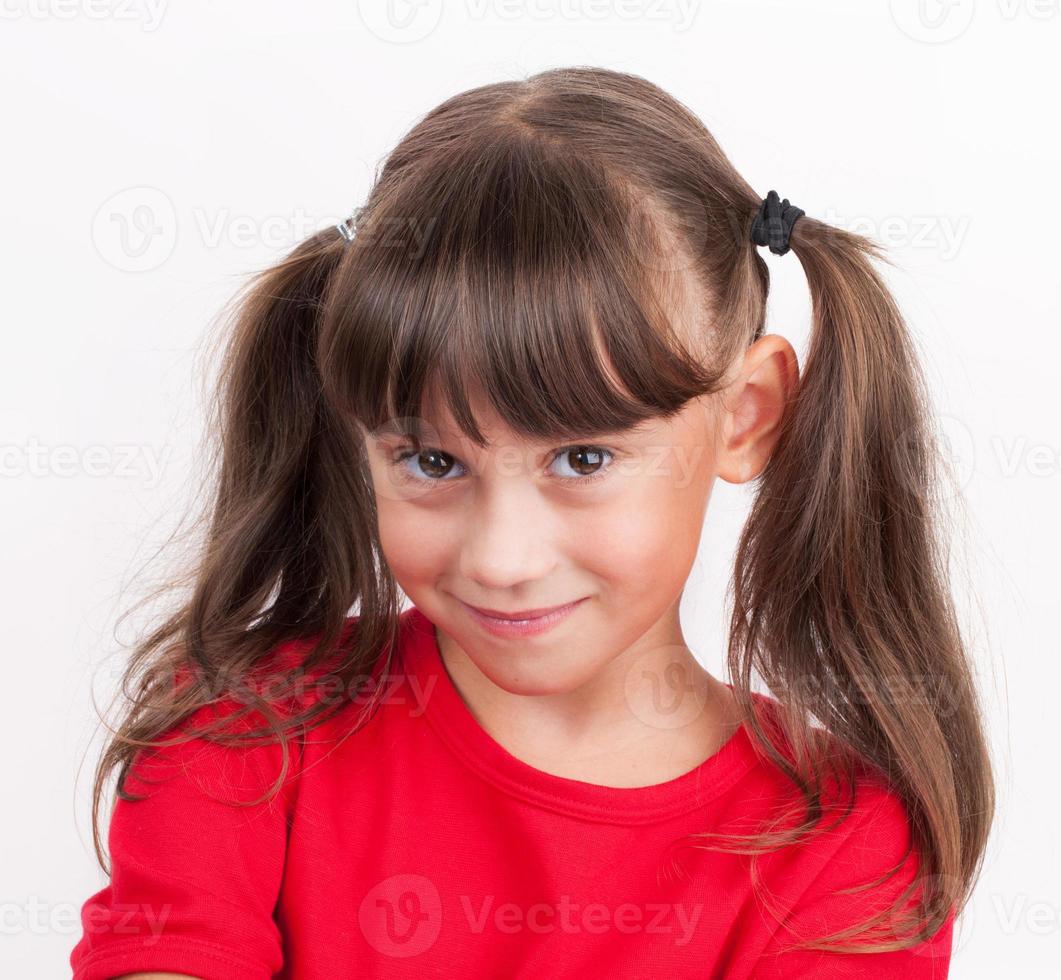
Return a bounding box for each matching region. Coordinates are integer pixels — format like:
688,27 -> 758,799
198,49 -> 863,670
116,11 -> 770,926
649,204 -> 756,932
321,129 -> 726,449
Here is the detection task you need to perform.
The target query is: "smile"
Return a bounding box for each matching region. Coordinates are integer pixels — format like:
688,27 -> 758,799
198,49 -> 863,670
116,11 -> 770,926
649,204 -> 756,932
458,597 -> 589,638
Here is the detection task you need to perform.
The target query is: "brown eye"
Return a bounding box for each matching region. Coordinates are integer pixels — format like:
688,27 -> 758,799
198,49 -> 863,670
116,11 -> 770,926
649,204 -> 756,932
392,448 -> 463,482
417,450 -> 452,479
550,446 -> 613,482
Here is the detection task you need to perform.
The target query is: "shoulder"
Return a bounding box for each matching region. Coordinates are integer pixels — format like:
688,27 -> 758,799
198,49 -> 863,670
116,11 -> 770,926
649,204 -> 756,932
732,690 -> 931,913
128,614 -> 371,800
747,774 -> 955,975
804,775 -> 923,915
740,704 -> 948,961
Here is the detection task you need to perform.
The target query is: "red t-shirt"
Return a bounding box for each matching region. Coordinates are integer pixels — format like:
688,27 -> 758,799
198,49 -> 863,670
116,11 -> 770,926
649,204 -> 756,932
71,605 -> 954,978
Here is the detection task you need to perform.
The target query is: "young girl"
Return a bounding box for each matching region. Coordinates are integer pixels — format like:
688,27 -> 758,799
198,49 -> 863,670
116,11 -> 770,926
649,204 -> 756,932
71,67 -> 994,979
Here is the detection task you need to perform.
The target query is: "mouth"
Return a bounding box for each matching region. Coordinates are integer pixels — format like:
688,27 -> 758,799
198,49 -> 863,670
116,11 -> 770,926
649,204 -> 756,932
463,600 -> 582,621
456,597 -> 589,637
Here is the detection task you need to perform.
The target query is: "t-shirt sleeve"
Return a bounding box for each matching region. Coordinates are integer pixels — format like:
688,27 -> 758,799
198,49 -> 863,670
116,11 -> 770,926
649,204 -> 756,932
70,702 -> 299,980
748,785 -> 956,979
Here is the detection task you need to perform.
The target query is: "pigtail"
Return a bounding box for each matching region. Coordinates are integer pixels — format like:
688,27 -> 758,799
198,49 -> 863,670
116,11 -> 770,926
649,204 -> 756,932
197,228 -> 362,648
90,226 -> 403,873
726,215 -> 994,950
183,222 -> 404,690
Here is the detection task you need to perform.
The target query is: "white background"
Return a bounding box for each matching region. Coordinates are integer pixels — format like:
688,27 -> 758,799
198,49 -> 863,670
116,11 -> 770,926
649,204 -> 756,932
1,1 -> 1057,976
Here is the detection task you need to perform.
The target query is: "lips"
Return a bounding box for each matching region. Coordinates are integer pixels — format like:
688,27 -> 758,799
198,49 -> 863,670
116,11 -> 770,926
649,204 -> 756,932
463,600 -> 580,621
457,596 -> 588,639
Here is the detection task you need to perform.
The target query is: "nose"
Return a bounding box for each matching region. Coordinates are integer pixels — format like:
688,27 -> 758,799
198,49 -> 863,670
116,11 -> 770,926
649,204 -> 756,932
458,479 -> 560,591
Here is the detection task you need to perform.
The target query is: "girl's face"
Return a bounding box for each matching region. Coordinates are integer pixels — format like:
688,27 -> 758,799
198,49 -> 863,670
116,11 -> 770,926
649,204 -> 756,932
361,336 -> 795,698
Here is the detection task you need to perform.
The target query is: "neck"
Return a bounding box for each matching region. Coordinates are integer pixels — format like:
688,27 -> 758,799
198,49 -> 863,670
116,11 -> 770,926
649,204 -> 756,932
433,612 -> 742,789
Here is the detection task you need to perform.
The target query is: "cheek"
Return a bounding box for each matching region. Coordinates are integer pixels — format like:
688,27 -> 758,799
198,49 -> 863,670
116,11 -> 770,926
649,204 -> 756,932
645,442 -> 715,567
374,499 -> 453,582
364,450 -> 452,582
574,461 -> 712,587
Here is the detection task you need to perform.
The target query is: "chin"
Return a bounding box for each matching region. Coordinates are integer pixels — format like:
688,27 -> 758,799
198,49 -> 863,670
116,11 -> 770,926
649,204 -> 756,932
475,654 -> 603,698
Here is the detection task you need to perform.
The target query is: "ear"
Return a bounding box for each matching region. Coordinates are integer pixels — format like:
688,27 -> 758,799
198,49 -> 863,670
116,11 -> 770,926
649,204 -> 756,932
715,335 -> 799,485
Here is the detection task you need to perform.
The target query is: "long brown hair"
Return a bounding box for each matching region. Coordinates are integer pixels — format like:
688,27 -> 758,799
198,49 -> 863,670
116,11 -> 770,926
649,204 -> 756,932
86,66 -> 993,956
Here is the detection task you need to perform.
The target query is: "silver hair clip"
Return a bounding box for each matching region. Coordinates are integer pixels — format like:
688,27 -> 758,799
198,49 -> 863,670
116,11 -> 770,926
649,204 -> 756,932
335,206 -> 364,244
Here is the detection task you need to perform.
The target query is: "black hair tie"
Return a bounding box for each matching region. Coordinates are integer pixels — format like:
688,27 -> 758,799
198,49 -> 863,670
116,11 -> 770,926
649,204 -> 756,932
750,190 -> 805,256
